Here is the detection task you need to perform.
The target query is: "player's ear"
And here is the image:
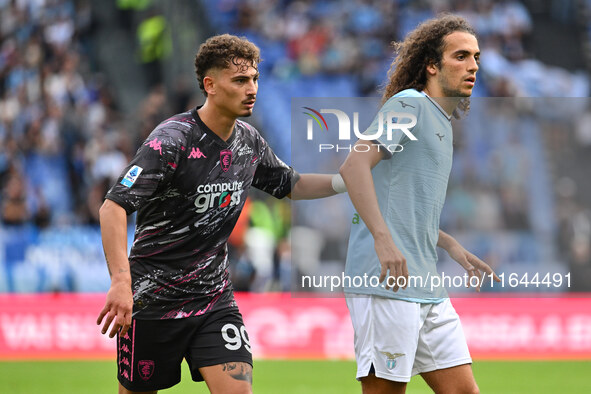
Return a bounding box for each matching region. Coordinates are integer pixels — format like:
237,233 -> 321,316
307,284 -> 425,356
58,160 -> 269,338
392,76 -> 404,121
426,61 -> 438,76
203,75 -> 216,96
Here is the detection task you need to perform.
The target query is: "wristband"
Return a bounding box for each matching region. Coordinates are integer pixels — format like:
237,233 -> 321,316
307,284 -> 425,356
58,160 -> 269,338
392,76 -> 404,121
331,174 -> 347,193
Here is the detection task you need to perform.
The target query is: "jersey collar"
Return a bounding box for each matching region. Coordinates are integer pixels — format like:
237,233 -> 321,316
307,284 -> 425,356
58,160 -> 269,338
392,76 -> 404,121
191,106 -> 238,147
420,91 -> 453,122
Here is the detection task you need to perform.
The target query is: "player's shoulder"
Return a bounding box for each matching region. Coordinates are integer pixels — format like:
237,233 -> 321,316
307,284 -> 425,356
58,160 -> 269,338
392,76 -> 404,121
150,111 -> 196,142
394,89 -> 425,98
156,110 -> 197,135
236,119 -> 265,144
236,119 -> 260,136
381,89 -> 425,114
141,111 -> 198,158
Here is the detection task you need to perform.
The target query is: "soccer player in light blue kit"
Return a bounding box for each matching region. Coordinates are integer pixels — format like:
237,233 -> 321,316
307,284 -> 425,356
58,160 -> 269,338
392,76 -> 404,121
339,15 -> 500,394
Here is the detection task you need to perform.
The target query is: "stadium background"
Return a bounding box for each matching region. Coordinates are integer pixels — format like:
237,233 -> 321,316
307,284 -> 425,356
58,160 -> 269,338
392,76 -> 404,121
0,0 -> 590,392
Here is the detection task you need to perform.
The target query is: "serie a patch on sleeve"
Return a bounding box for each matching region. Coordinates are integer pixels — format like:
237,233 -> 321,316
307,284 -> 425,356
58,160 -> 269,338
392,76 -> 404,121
121,165 -> 143,188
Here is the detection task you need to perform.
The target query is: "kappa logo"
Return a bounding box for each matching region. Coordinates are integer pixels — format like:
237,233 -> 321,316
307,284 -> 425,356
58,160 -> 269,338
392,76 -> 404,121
138,360 -> 155,381
380,351 -> 404,370
120,165 -> 143,188
220,149 -> 232,172
188,147 -> 207,159
436,133 -> 445,141
146,138 -> 163,155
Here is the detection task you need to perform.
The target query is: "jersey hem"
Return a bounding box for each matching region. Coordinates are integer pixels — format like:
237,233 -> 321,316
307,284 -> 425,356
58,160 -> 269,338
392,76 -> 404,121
344,288 -> 446,304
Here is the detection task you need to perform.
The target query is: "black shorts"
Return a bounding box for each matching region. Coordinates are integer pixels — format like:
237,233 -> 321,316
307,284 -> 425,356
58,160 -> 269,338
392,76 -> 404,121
117,307 -> 253,391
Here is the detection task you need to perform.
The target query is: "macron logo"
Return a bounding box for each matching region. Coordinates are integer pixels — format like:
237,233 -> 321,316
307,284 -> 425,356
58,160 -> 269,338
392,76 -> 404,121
188,147 -> 206,159
146,138 -> 163,155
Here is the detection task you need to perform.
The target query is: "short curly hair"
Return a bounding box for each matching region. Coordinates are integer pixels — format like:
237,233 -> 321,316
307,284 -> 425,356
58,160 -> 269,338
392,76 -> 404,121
194,34 -> 261,96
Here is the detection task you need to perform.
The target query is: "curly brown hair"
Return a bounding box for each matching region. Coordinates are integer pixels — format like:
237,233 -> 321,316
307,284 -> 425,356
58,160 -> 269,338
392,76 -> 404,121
382,14 -> 476,103
194,34 -> 261,96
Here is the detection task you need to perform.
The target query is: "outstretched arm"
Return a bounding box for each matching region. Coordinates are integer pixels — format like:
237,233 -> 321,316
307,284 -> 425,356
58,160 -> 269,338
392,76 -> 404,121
288,174 -> 338,200
96,199 -> 134,338
438,230 -> 500,291
340,140 -> 408,291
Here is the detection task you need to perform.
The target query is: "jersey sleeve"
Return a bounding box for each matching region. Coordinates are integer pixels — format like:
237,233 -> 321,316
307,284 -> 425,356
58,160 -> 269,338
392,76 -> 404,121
105,130 -> 181,214
251,139 -> 299,199
362,95 -> 421,159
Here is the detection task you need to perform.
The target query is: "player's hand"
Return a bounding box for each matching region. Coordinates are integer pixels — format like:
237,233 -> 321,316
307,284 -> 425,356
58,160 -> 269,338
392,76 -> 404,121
446,244 -> 501,292
97,280 -> 133,338
374,234 -> 409,292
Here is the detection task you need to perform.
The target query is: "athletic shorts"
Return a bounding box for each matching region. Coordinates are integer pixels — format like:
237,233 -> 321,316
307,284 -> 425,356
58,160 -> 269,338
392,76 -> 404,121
117,307 -> 252,391
346,295 -> 471,382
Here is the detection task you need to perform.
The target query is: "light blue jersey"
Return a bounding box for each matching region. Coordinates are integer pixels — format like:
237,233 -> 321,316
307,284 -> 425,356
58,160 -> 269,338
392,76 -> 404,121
344,89 -> 453,302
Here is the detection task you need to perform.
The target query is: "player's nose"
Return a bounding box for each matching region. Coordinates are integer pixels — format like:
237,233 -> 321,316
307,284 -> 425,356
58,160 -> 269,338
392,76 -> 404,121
468,56 -> 479,72
245,79 -> 258,95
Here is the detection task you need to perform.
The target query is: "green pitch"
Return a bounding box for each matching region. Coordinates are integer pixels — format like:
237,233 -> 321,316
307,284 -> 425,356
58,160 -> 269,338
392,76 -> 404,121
1,359 -> 589,393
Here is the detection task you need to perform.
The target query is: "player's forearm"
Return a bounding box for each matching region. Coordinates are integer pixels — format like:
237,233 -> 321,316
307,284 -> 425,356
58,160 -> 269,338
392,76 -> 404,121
289,174 -> 337,200
339,160 -> 390,240
437,230 -> 460,251
99,199 -> 131,285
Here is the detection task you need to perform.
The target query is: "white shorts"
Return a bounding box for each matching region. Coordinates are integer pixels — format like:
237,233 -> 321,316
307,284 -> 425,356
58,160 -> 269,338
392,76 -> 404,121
346,295 -> 472,382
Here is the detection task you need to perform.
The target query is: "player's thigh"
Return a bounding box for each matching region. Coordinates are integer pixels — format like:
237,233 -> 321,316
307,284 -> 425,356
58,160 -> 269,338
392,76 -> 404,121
346,295 -> 421,382
117,319 -> 190,392
360,374 -> 407,394
413,299 -> 472,377
420,364 -> 479,394
185,307 -> 253,389
200,362 -> 252,394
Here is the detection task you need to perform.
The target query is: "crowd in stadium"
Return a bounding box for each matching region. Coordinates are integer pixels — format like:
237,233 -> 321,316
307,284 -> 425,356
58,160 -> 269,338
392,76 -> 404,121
0,0 -> 590,293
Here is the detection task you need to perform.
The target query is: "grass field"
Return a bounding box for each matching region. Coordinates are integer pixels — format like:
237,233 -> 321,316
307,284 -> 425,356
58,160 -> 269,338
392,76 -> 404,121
1,359 -> 590,393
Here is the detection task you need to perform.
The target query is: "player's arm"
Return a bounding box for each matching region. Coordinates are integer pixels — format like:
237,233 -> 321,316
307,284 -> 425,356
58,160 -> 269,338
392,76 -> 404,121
96,199 -> 133,338
288,174 -> 339,200
437,229 -> 500,291
340,140 -> 408,290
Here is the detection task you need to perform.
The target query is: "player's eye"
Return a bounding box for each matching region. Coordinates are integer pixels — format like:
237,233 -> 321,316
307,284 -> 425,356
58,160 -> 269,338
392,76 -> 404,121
457,54 -> 465,60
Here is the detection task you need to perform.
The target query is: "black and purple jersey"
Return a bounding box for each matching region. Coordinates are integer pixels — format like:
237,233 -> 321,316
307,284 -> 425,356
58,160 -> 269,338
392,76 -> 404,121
105,108 -> 297,319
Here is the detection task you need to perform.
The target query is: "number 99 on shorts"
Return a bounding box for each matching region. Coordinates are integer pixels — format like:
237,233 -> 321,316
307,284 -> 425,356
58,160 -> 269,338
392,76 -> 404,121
221,323 -> 252,353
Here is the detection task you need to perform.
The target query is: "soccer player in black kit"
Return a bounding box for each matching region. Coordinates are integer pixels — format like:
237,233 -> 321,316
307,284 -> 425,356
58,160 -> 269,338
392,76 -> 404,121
96,34 -> 336,394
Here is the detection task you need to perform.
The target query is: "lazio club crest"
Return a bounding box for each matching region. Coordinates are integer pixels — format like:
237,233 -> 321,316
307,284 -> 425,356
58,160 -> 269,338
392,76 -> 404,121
380,351 -> 405,370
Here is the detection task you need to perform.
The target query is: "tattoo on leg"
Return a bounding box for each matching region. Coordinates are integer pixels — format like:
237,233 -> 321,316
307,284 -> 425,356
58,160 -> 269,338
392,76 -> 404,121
222,362 -> 252,383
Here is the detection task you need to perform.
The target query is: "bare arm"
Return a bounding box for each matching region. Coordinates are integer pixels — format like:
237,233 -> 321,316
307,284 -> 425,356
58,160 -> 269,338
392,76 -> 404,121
340,140 -> 408,290
96,199 -> 133,338
438,229 -> 500,291
288,174 -> 337,200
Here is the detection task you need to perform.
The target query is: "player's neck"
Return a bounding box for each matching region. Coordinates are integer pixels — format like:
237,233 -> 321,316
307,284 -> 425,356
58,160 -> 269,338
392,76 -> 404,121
422,86 -> 460,117
197,103 -> 236,141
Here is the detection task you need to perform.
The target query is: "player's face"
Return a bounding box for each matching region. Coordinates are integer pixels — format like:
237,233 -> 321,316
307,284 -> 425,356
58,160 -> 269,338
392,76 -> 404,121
434,31 -> 480,97
210,59 -> 259,118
